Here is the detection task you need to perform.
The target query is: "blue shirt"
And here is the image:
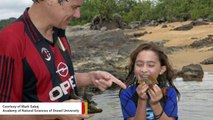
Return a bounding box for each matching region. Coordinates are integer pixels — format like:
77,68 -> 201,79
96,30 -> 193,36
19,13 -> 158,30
120,84 -> 178,120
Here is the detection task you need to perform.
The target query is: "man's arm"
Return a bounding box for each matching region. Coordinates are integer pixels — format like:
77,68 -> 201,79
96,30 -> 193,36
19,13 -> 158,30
0,27 -> 25,102
75,71 -> 126,90
75,72 -> 93,88
0,115 -> 43,120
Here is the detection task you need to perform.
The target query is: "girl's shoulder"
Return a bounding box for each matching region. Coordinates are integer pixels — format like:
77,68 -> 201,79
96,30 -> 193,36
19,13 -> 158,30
120,84 -> 137,99
165,87 -> 177,98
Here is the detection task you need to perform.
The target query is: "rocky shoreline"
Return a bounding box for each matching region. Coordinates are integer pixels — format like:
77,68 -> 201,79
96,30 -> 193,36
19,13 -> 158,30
66,21 -> 213,88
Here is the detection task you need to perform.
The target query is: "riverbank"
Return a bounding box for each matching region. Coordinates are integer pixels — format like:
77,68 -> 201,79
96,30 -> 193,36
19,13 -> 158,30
128,21 -> 213,72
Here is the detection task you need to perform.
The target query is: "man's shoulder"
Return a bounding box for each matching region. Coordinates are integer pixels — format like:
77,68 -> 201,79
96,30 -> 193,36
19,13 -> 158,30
0,20 -> 26,52
0,20 -> 25,37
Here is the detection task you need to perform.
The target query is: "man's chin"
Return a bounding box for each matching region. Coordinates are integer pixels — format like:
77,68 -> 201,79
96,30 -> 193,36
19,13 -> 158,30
56,25 -> 67,30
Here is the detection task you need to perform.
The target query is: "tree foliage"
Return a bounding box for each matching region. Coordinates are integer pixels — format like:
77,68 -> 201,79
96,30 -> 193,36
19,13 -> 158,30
71,0 -> 213,25
1,0 -> 213,28
0,18 -> 16,30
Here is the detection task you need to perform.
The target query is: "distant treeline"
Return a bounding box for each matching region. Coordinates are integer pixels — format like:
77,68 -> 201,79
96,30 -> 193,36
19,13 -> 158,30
0,0 -> 213,29
0,18 -> 16,30
71,0 -> 213,25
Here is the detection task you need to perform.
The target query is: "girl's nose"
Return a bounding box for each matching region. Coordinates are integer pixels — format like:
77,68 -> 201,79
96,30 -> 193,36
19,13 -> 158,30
141,65 -> 148,73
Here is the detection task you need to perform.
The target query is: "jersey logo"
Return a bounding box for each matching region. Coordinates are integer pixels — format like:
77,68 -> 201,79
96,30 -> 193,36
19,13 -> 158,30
49,75 -> 76,101
41,47 -> 51,61
56,62 -> 68,77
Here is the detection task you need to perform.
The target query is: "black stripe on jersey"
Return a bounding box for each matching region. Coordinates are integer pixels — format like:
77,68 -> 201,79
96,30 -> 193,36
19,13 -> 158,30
0,56 -> 4,89
22,14 -> 37,43
0,55 -> 14,102
60,50 -> 79,96
53,32 -> 79,97
22,58 -> 39,102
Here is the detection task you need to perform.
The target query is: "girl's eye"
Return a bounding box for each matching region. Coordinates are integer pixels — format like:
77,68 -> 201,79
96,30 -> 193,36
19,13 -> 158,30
136,63 -> 143,67
148,64 -> 155,67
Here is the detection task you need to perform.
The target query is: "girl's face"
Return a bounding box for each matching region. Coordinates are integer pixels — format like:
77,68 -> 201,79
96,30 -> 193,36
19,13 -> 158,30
134,50 -> 166,81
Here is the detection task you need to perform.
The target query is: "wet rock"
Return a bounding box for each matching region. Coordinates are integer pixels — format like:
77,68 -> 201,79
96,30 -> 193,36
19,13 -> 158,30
179,64 -> 204,81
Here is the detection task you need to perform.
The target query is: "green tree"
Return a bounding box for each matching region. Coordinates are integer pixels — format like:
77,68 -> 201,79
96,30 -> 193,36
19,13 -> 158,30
93,0 -> 118,21
70,0 -> 213,26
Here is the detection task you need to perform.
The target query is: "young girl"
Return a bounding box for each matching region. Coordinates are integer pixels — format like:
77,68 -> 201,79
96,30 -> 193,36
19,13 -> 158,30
119,43 -> 180,120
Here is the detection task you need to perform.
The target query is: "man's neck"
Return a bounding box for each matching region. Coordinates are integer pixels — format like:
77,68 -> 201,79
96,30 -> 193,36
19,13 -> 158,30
28,3 -> 54,41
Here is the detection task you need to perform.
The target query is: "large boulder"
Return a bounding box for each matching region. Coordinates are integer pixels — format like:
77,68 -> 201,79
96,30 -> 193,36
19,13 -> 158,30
179,64 -> 204,81
90,14 -> 124,30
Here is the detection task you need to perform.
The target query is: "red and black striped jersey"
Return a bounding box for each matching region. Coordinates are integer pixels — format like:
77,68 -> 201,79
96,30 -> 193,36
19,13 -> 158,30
0,8 -> 78,102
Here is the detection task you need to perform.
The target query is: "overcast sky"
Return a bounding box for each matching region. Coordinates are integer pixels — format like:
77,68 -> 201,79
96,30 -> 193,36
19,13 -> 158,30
0,0 -> 33,20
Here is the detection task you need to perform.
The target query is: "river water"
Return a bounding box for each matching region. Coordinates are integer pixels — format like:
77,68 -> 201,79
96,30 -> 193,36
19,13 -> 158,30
89,72 -> 213,120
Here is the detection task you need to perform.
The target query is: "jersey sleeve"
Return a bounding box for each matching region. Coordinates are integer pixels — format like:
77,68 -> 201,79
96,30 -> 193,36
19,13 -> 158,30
164,87 -> 178,120
0,24 -> 25,102
119,88 -> 137,120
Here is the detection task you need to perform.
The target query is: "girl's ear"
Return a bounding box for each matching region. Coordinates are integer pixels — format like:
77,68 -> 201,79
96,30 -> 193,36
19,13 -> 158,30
160,66 -> 167,75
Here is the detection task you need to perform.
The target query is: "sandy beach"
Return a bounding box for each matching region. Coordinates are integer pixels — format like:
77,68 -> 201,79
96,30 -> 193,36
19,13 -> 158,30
128,21 -> 213,72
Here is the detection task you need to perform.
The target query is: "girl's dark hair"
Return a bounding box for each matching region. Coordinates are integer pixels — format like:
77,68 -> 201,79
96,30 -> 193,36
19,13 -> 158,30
121,42 -> 180,99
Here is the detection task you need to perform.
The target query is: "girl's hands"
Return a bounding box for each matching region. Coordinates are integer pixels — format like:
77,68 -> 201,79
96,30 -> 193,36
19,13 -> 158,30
137,83 -> 163,103
148,84 -> 163,105
136,82 -> 149,100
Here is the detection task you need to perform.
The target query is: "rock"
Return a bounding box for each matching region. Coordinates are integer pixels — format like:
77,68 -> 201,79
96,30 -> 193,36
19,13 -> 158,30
113,13 -> 123,29
180,64 -> 204,81
190,35 -> 213,48
191,20 -> 209,26
129,21 -> 142,29
209,47 -> 213,51
100,26 -> 107,31
90,15 -> 102,30
200,57 -> 213,65
162,24 -> 168,28
118,39 -> 146,56
133,31 -> 148,37
67,28 -> 172,92
173,23 -> 193,31
148,20 -> 159,26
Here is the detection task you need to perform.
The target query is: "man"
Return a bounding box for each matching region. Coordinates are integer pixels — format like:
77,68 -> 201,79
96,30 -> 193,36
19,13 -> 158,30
0,0 -> 126,119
